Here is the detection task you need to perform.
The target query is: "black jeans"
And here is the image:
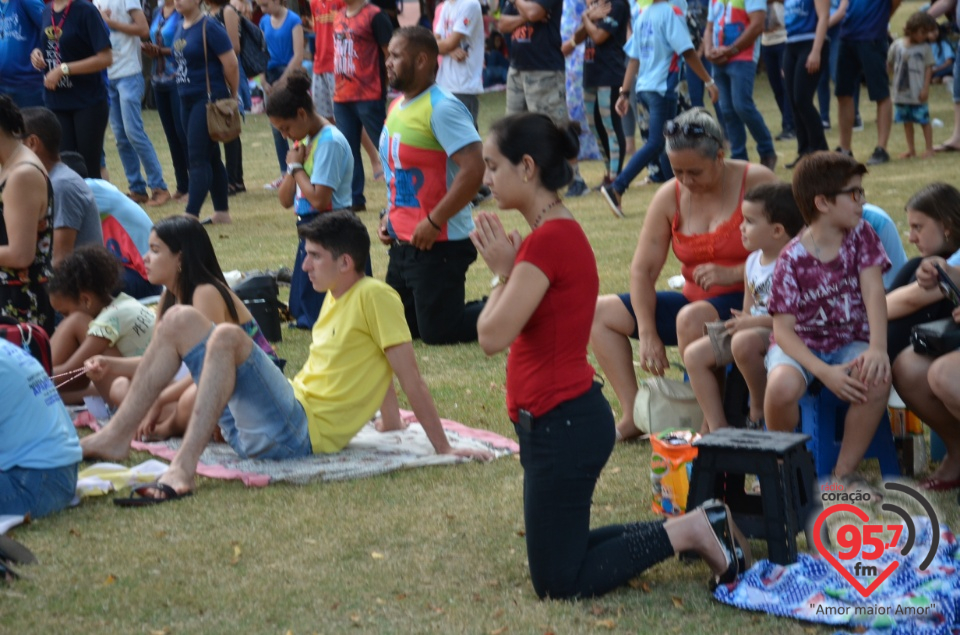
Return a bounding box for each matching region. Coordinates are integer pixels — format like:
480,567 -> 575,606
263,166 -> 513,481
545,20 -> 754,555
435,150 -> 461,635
179,92 -> 229,216
153,82 -> 189,195
784,40 -> 828,156
55,100 -> 109,181
385,239 -> 482,344
515,383 -> 675,599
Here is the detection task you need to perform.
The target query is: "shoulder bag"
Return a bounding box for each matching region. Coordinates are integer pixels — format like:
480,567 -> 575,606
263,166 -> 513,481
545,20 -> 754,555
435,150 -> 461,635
203,18 -> 242,143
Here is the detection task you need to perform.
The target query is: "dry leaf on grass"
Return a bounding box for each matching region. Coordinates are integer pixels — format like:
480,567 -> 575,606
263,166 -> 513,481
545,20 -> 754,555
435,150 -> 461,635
371,552 -> 385,560
103,574 -> 117,585
671,596 -> 683,608
69,528 -> 81,537
590,604 -> 606,616
149,628 -> 170,635
230,544 -> 241,565
489,627 -> 507,635
595,619 -> 616,629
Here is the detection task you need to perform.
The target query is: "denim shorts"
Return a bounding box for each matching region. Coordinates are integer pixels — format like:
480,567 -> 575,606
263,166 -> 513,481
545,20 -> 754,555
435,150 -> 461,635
618,290 -> 743,342
0,463 -> 78,519
894,103 -> 930,125
765,340 -> 868,385
182,331 -> 313,460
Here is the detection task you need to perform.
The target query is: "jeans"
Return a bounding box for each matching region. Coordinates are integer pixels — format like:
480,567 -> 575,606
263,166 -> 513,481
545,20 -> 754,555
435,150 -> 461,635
334,99 -> 386,208
385,239 -> 483,344
762,42 -> 794,133
1,85 -> 45,108
516,383 -> 675,599
153,81 -> 189,195
0,463 -> 78,519
784,39 -> 828,156
55,100 -> 109,183
818,34 -> 860,124
713,60 -> 775,160
613,85 -> 678,195
179,92 -> 229,217
108,73 -> 167,194
687,57 -> 725,122
266,67 -> 289,175
183,331 -> 313,459
225,65 -> 248,186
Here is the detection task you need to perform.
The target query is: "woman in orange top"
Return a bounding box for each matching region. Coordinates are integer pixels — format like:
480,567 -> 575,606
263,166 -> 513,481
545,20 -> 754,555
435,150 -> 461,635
590,109 -> 778,441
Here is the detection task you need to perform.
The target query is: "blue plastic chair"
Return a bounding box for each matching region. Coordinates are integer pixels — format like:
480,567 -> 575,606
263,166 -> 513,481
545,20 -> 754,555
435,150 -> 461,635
798,385 -> 901,479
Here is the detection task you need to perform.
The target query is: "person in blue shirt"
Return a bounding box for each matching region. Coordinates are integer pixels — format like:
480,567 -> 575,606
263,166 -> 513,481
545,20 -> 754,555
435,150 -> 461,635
29,0 -> 113,184
172,0 -> 240,223
782,0 -> 829,167
862,203 -> 907,289
0,338 -> 82,519
599,0 -> 718,217
257,0 -> 304,184
144,0 -> 189,202
0,0 -> 45,108
268,69 -> 359,328
835,0 -> 900,165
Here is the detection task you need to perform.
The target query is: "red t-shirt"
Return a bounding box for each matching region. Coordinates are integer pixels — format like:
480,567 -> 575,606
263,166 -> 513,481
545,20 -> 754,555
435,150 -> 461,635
311,0 -> 344,74
506,219 -> 598,421
333,4 -> 393,102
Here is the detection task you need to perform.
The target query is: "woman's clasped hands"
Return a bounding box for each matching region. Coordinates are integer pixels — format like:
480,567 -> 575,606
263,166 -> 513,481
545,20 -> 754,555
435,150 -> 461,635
470,211 -> 523,279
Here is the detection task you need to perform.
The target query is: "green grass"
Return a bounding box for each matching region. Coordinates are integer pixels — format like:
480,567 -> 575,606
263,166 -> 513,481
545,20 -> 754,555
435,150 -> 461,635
6,3 -> 960,631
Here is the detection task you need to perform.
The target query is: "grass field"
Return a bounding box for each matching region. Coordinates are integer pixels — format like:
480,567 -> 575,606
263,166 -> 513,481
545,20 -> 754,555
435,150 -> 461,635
6,3 -> 960,632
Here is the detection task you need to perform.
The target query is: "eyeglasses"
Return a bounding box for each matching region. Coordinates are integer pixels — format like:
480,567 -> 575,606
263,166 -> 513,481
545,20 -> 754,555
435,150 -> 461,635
834,186 -> 866,203
663,120 -> 723,147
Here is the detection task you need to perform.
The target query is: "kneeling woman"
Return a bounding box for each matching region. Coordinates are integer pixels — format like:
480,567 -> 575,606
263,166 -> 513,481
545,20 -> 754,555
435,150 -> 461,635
470,113 -> 750,599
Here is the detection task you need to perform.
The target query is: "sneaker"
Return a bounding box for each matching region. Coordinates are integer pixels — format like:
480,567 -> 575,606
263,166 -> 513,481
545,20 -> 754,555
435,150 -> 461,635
227,183 -> 246,196
821,119 -> 831,130
853,115 -> 864,132
126,191 -> 149,204
865,146 -> 890,166
145,188 -> 171,207
835,146 -> 853,158
471,185 -> 492,207
565,177 -> 589,197
263,176 -> 283,190
599,183 -> 624,218
785,156 -> 803,169
775,129 -> 796,141
759,154 -> 778,171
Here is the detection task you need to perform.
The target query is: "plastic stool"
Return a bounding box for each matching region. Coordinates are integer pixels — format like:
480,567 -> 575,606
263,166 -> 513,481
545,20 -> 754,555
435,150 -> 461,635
687,428 -> 822,565
799,384 -> 901,478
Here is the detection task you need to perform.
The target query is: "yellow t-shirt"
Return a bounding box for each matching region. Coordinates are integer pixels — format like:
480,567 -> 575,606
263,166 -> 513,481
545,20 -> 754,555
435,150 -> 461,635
291,277 -> 412,453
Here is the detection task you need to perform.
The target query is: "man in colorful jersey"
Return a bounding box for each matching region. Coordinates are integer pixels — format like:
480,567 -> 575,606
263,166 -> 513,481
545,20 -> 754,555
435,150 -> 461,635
704,0 -> 777,169
836,0 -> 901,165
498,0 -> 590,196
333,0 -> 393,211
311,0 -> 344,120
376,27 -> 486,345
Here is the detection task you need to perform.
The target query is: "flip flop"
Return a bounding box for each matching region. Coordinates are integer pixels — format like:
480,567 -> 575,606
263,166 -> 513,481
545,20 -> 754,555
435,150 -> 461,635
113,482 -> 193,507
934,143 -> 960,152
0,535 -> 37,566
918,476 -> 960,491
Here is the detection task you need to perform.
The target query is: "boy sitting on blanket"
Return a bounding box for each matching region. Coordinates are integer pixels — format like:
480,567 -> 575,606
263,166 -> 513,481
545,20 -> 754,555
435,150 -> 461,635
81,211 -> 492,502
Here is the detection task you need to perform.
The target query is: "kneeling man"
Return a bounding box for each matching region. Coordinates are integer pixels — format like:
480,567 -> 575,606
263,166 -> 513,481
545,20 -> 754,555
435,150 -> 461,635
82,211 -> 491,499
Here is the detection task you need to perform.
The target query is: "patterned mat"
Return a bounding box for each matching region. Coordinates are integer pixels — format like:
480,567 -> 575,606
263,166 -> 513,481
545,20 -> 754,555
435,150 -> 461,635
74,410 -> 518,487
714,518 -> 960,635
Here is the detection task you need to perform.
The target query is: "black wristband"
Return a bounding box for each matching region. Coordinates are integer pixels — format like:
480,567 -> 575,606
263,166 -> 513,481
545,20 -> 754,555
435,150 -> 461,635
426,214 -> 441,231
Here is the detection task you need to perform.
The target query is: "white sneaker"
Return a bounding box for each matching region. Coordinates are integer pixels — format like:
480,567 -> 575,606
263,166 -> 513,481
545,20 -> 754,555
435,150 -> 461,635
263,176 -> 283,190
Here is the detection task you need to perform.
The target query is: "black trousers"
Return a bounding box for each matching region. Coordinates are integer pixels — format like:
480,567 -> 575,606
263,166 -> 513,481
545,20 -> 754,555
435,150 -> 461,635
784,40 -> 829,156
56,100 -> 109,181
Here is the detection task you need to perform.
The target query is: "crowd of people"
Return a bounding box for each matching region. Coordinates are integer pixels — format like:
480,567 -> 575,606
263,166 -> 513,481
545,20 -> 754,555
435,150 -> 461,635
3,0 -> 960,604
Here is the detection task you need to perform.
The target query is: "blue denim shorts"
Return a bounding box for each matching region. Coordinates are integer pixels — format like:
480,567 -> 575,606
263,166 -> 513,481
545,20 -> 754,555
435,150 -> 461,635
894,103 -> 930,125
182,331 -> 313,460
765,340 -> 869,385
618,290 -> 743,342
0,463 -> 78,519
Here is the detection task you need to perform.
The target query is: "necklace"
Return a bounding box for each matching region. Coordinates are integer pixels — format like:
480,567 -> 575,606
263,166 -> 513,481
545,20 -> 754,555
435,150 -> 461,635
532,198 -> 563,229
808,228 -> 823,259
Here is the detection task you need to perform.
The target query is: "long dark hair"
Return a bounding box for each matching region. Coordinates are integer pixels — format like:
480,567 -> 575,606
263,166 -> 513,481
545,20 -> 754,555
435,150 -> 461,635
907,182 -> 960,256
154,216 -> 239,322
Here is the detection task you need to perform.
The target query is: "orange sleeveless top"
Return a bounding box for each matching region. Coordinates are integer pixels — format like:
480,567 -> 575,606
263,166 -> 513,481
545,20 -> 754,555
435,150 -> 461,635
671,166 -> 750,302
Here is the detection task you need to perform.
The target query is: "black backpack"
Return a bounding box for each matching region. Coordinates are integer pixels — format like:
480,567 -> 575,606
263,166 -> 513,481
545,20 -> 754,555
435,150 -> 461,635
238,14 -> 269,78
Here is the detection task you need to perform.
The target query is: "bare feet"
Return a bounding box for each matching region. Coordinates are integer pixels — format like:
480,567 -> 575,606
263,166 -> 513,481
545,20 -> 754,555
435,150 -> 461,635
80,429 -> 133,462
148,467 -> 195,499
616,419 -> 641,442
921,149 -> 936,159
899,151 -> 915,159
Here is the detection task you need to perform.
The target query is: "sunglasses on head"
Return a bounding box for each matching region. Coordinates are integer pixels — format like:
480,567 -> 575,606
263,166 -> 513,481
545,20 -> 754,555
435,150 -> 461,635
663,120 -> 723,146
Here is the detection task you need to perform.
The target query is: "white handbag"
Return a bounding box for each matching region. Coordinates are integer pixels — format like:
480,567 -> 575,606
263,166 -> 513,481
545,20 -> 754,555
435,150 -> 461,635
633,373 -> 703,435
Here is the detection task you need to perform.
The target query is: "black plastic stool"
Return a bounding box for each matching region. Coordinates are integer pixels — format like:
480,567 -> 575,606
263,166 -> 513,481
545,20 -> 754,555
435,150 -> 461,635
687,428 -> 822,565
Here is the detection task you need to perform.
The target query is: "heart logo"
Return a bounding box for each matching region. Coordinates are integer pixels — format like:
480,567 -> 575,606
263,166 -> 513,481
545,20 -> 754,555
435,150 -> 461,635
812,503 -> 900,598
